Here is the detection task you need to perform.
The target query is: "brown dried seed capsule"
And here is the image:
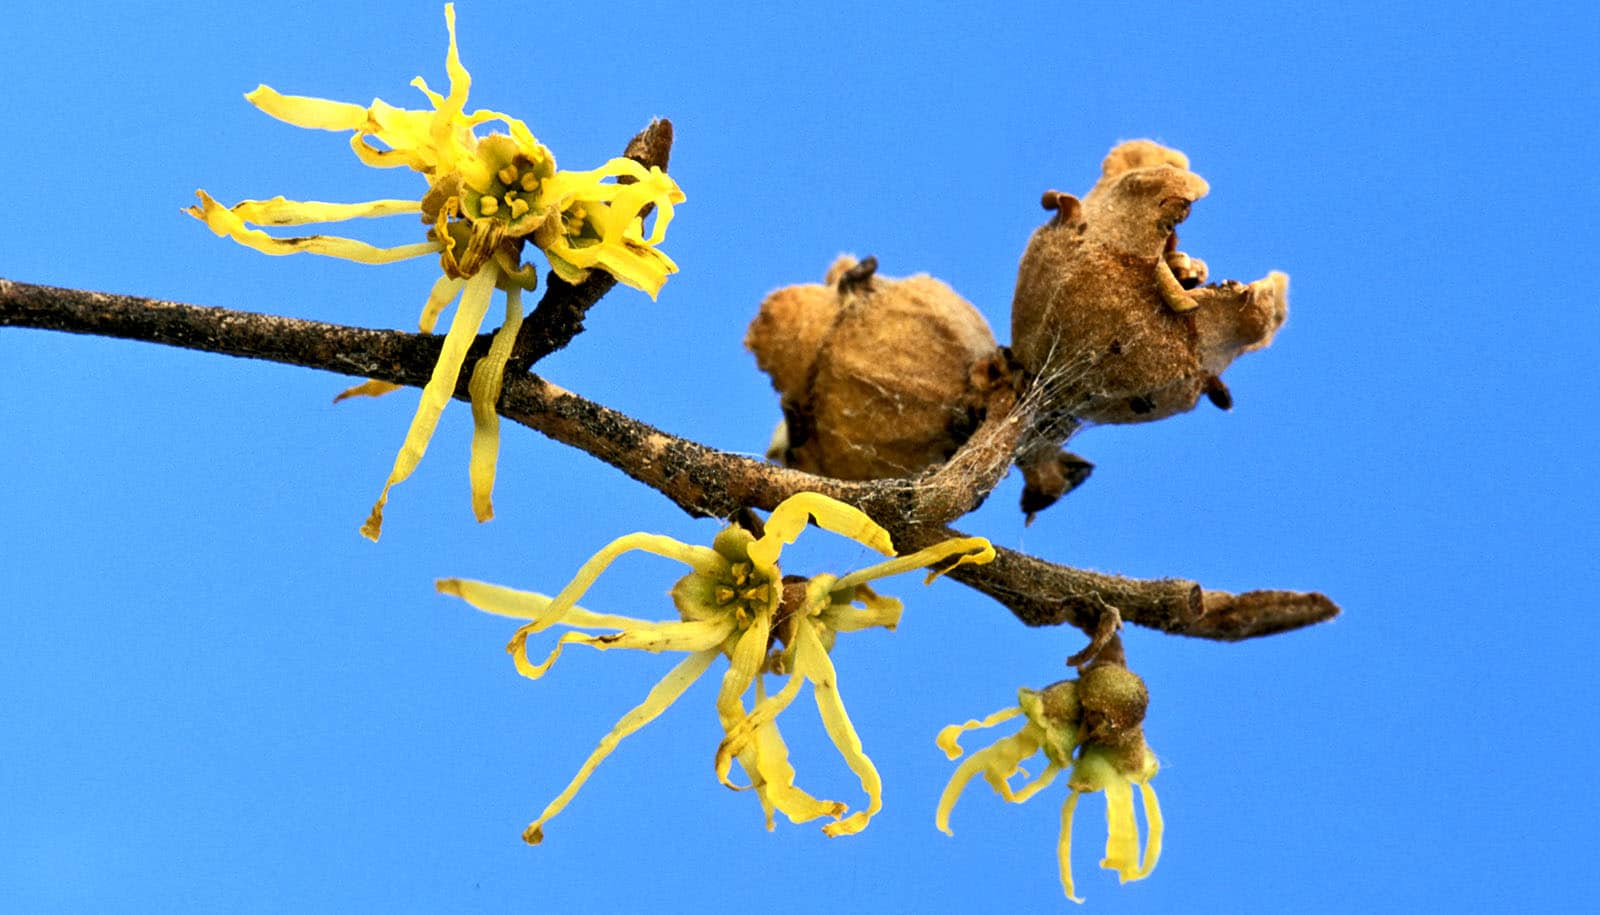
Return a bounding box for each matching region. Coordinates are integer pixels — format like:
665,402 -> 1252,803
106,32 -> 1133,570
746,256 -> 1000,480
1009,140 -> 1287,430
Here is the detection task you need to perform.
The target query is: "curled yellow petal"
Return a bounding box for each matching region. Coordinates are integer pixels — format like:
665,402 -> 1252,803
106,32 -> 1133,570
523,649 -> 716,845
1059,791 -> 1085,903
935,706 -> 1024,759
359,269 -> 482,540
514,618 -> 735,680
467,285 -> 525,522
416,273 -> 462,333
188,191 -> 441,264
832,535 -> 994,592
748,493 -> 894,583
717,663 -> 804,775
749,717 -> 848,827
800,622 -> 882,838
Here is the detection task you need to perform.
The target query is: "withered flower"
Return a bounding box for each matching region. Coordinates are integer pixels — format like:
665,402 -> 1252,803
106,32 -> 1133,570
1011,140 -> 1287,428
747,256 -> 1004,480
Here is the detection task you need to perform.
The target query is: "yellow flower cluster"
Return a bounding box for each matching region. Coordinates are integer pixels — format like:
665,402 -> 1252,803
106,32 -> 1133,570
936,671 -> 1163,903
188,4 -> 684,539
439,492 -> 993,844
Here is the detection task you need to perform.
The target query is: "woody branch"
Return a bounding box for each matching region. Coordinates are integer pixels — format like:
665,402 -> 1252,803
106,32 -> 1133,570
0,276 -> 1338,641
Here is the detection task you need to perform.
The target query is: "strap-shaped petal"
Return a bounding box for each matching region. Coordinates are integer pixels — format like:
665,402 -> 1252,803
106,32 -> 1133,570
1100,777 -> 1142,882
832,536 -> 995,592
511,618 -> 734,680
792,622 -> 882,838
748,493 -> 895,585
467,285 -> 525,521
749,718 -> 848,827
228,196 -> 421,225
246,85 -> 368,131
522,649 -> 717,845
358,268 -> 484,540
500,532 -> 724,643
715,663 -> 805,787
188,191 -> 441,264
1058,792 -> 1085,903
818,585 -> 904,634
1136,780 -> 1163,880
935,706 -> 1024,759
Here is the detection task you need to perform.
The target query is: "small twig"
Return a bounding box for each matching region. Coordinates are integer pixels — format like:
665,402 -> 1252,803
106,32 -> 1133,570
1065,594 -> 1122,669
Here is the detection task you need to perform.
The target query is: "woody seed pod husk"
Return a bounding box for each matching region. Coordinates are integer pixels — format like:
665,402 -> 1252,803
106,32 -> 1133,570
1011,140 -> 1288,429
746,256 -> 1001,480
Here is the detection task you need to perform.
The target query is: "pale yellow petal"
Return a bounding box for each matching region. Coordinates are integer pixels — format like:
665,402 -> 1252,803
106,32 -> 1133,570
1059,791 -> 1085,903
748,493 -> 894,583
416,273 -> 461,333
935,706 -> 1024,760
748,718 -> 848,827
819,585 -> 903,633
333,379 -> 404,403
791,624 -> 882,838
246,85 -> 369,131
1137,780 -> 1163,880
832,536 -> 995,592
1101,778 -> 1142,882
230,196 -> 421,225
358,270 -> 483,541
1002,761 -> 1062,803
436,576 -> 670,631
936,734 -> 1036,837
513,619 -> 734,680
716,655 -> 802,788
467,285 -> 525,522
523,649 -> 716,845
188,191 -> 441,264
502,532 -> 724,639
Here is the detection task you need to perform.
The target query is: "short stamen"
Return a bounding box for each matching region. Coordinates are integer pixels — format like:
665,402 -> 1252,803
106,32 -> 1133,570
477,196 -> 499,216
519,172 -> 539,191
509,197 -> 530,219
497,164 -> 519,186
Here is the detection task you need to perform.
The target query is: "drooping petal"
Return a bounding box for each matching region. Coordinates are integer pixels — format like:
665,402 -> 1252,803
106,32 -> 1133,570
748,493 -> 895,584
796,623 -> 882,837
188,191 -> 441,264
522,649 -> 717,845
716,666 -> 804,784
831,535 -> 994,592
358,269 -> 485,541
467,284 -> 525,521
1100,777 -> 1142,882
935,706 -> 1025,759
1137,780 -> 1163,879
749,717 -> 848,827
1059,791 -> 1085,903
416,272 -> 463,333
246,85 -> 369,131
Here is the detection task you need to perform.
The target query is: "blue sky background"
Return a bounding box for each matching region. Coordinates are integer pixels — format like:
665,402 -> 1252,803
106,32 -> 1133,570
3,1 -> 1595,911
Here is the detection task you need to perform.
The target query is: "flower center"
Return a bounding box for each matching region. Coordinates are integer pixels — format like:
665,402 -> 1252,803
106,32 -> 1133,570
709,561 -> 773,628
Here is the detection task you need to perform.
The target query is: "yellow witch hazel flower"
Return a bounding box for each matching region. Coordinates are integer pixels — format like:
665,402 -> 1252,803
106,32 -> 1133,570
187,4 -> 684,540
936,666 -> 1163,903
437,492 -> 993,844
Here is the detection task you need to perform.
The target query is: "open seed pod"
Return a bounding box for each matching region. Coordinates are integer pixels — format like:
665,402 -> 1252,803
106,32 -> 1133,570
746,256 -> 1002,480
1010,140 -> 1288,429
